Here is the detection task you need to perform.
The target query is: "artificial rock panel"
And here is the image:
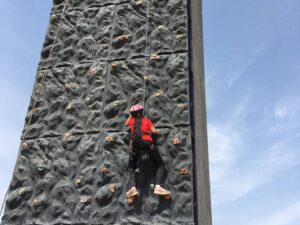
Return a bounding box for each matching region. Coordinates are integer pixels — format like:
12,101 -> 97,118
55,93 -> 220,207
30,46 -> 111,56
2,0 -> 196,224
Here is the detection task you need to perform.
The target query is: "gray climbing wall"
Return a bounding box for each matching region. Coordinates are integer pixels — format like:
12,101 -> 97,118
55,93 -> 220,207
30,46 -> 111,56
1,0 -> 211,224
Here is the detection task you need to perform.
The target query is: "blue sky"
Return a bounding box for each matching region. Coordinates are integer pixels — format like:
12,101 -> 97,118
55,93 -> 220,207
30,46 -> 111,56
0,1 -> 300,224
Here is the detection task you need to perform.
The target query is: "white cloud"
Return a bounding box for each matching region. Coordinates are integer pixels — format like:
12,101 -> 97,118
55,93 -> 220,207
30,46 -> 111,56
274,105 -> 288,119
208,92 -> 300,205
247,201 -> 300,225
209,117 -> 300,204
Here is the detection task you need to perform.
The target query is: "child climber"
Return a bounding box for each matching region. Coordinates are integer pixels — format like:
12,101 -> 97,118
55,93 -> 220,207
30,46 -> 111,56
125,104 -> 171,203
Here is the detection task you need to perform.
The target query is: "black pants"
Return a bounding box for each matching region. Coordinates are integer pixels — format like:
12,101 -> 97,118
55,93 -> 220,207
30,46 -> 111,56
128,140 -> 165,188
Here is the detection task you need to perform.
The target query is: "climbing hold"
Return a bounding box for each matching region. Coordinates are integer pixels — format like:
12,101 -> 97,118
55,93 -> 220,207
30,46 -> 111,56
52,14 -> 56,19
144,75 -> 149,80
150,54 -> 160,61
136,0 -> 143,5
21,142 -> 28,149
89,68 -> 97,75
32,199 -> 40,206
158,25 -> 165,29
80,196 -> 88,204
37,73 -> 43,83
113,101 -> 119,107
37,166 -> 44,172
100,167 -> 109,174
154,91 -> 163,97
32,108 -> 39,113
109,184 -> 116,193
111,63 -> 118,69
74,178 -> 81,185
176,34 -> 184,40
18,188 -> 26,196
63,132 -> 71,140
66,103 -> 72,111
176,103 -> 186,109
180,168 -> 189,175
105,136 -> 114,143
118,35 -> 128,42
64,83 -> 71,89
173,137 -> 180,145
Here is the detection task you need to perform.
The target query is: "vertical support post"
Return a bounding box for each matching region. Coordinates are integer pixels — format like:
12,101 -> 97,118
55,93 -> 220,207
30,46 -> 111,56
188,0 -> 212,224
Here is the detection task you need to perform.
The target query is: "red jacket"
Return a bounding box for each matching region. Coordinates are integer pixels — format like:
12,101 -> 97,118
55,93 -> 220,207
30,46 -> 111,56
126,117 -> 154,142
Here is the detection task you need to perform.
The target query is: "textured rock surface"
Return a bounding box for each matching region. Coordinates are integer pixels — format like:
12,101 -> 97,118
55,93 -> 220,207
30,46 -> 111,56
2,0 -> 196,224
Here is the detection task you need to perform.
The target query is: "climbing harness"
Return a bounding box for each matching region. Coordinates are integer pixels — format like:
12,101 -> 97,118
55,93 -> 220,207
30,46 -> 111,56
0,0 -> 70,220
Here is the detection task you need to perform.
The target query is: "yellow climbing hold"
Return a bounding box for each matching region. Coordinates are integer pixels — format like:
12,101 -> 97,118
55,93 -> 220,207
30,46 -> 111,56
150,53 -> 160,61
176,34 -> 184,40
32,199 -> 40,206
64,83 -> 71,89
111,63 -> 118,69
74,178 -> 81,185
63,132 -> 71,140
113,101 -> 119,107
90,68 -> 97,75
18,188 -> 26,196
66,103 -> 72,111
21,142 -> 28,149
110,184 -> 116,193
32,108 -> 39,113
155,90 -> 163,97
105,136 -> 114,143
176,103 -> 186,109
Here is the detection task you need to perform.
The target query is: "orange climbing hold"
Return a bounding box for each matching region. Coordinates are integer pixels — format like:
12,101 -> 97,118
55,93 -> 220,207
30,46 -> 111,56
100,167 -> 109,174
126,187 -> 138,204
180,168 -> 189,175
173,137 -> 180,145
118,35 -> 128,42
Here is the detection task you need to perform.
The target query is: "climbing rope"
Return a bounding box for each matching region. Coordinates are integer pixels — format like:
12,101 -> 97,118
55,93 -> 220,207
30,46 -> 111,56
0,0 -> 69,220
142,0 -> 150,113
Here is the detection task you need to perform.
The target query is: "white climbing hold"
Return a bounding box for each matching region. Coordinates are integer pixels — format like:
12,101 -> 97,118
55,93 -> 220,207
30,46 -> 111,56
63,132 -> 71,140
151,53 -> 160,61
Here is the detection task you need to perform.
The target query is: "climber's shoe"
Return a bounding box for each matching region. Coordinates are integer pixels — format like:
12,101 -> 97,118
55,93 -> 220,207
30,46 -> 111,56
154,185 -> 171,196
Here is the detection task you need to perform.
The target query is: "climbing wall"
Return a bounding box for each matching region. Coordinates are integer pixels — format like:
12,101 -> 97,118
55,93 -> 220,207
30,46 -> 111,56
1,0 -> 195,224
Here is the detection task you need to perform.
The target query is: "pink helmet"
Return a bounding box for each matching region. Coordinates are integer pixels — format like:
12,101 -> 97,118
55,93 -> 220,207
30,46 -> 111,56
130,104 -> 143,112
